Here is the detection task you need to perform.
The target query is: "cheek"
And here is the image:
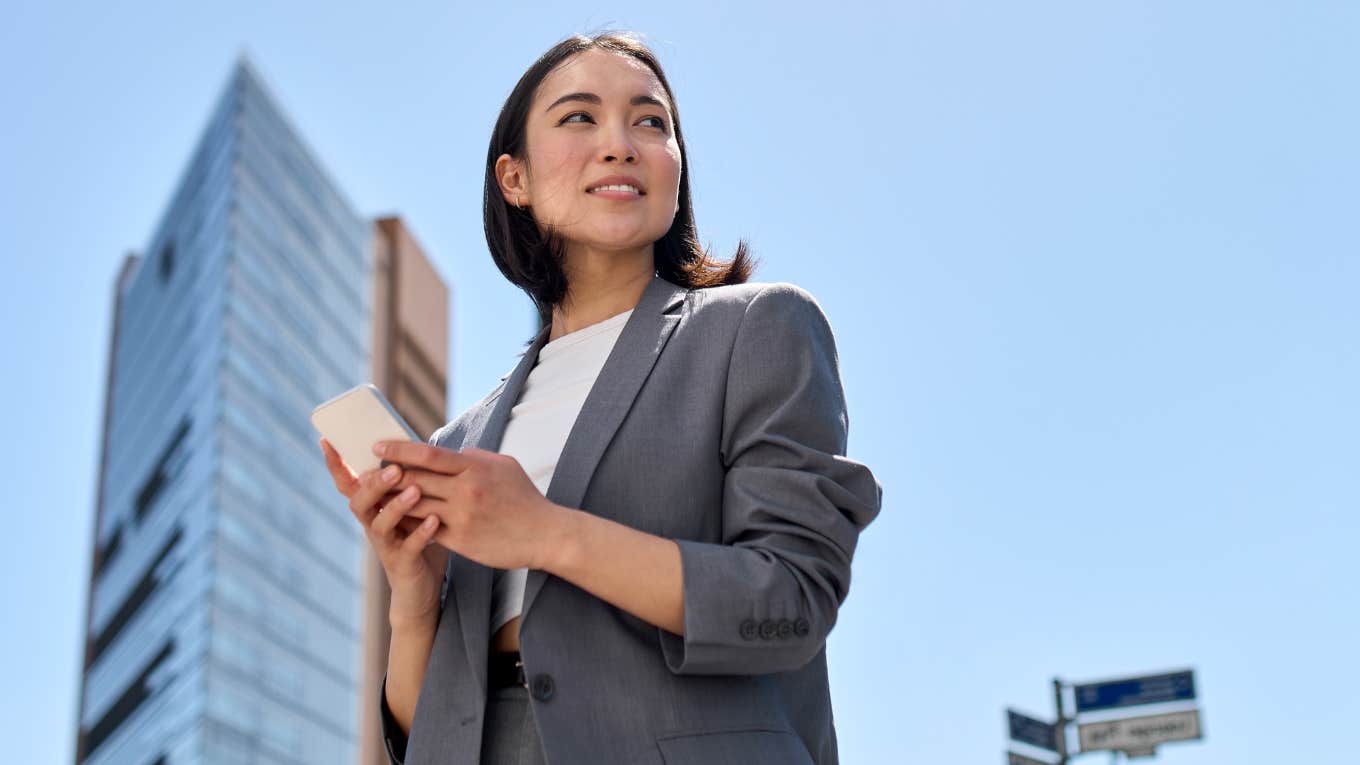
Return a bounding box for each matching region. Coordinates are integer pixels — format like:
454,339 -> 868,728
525,141 -> 587,205
534,143 -> 577,175
656,144 -> 683,205
662,142 -> 682,179
639,141 -> 681,190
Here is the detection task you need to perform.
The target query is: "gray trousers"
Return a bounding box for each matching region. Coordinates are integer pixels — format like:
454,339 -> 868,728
479,683 -> 547,765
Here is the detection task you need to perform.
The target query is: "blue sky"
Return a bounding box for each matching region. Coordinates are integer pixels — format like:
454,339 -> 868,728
3,1 -> 1356,762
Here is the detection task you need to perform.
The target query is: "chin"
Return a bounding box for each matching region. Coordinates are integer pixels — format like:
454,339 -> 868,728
582,222 -> 666,249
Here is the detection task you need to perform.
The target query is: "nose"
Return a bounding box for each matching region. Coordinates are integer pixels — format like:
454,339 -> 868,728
600,125 -> 637,164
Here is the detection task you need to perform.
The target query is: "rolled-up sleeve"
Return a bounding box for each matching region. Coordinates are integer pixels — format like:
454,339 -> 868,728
378,670 -> 409,764
659,282 -> 884,675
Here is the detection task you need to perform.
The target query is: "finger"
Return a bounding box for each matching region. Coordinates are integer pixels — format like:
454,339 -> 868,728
370,484 -> 422,538
373,441 -> 474,476
401,513 -> 440,554
394,514 -> 426,535
349,463 -> 405,525
384,491 -> 434,521
320,438 -> 359,495
390,466 -> 452,500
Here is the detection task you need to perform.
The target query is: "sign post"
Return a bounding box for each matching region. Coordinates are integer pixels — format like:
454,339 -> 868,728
1006,668 -> 1203,762
1053,678 -> 1069,765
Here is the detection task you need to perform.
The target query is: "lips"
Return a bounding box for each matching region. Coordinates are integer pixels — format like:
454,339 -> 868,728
585,175 -> 646,195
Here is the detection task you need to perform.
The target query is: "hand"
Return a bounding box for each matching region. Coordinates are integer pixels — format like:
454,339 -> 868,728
319,437 -> 447,628
373,440 -> 569,571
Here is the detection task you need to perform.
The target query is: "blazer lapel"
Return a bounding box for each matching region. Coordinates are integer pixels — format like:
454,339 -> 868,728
521,274 -> 687,620
449,272 -> 688,694
446,321 -> 550,702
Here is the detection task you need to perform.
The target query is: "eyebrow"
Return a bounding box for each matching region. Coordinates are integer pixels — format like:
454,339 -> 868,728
545,91 -> 671,113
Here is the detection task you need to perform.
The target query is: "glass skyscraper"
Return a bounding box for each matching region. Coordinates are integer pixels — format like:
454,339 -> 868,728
75,56 -> 449,765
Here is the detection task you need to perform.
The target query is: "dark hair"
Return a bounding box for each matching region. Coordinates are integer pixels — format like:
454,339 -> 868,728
483,31 -> 759,340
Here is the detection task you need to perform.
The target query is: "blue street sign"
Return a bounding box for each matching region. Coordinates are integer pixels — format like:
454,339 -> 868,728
1073,670 -> 1196,713
1008,709 -> 1059,752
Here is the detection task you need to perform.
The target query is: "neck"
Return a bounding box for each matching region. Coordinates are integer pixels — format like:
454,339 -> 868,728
549,245 -> 654,343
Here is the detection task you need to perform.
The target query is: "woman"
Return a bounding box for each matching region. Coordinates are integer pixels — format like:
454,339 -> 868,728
320,31 -> 883,765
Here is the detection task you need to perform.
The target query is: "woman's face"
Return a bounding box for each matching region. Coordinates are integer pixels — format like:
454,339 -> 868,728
498,49 -> 683,259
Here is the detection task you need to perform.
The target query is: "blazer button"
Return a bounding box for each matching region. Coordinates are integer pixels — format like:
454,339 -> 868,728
776,619 -> 794,639
739,619 -> 758,641
758,620 -> 777,640
794,617 -> 810,637
530,673 -> 555,702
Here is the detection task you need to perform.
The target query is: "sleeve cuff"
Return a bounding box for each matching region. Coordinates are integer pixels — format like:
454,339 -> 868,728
658,538 -> 822,675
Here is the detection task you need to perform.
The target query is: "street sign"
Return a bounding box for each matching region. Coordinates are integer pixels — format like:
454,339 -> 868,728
1007,709 -> 1059,752
1008,752 -> 1051,765
1073,669 -> 1196,713
1078,709 -> 1203,752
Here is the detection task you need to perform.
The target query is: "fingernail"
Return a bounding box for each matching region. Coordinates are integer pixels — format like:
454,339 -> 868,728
383,465 -> 399,480
373,442 -> 387,456
400,486 -> 417,500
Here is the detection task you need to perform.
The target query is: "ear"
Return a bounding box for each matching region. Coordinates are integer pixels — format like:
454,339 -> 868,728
495,153 -> 530,208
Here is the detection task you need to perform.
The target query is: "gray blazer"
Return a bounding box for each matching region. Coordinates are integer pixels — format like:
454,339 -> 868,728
379,273 -> 883,764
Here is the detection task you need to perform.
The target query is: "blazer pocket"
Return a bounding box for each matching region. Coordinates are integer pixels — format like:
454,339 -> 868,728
656,727 -> 814,765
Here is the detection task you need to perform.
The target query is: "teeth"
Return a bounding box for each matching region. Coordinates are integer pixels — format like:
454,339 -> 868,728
590,184 -> 641,194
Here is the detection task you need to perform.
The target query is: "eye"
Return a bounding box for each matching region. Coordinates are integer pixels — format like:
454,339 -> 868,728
639,115 -> 667,131
558,111 -> 594,125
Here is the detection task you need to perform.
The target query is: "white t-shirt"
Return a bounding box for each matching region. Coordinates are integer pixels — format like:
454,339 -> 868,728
489,307 -> 635,637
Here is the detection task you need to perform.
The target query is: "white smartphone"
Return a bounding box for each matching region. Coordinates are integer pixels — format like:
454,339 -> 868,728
311,383 -> 422,475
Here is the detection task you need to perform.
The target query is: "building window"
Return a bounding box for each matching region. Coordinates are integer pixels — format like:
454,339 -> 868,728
82,640 -> 176,759
134,418 -> 191,523
94,524 -> 124,578
158,239 -> 176,283
89,527 -> 184,667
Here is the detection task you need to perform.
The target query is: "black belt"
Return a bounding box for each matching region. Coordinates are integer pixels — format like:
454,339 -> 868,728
488,651 -> 527,689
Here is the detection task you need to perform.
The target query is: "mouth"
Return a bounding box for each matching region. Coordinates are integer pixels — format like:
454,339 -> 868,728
585,176 -> 647,197
587,184 -> 644,195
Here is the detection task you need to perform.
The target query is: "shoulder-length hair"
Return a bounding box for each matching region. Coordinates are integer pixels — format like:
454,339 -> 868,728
483,31 -> 759,342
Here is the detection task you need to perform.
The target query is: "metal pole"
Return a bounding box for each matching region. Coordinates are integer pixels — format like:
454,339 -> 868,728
1053,678 -> 1069,765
